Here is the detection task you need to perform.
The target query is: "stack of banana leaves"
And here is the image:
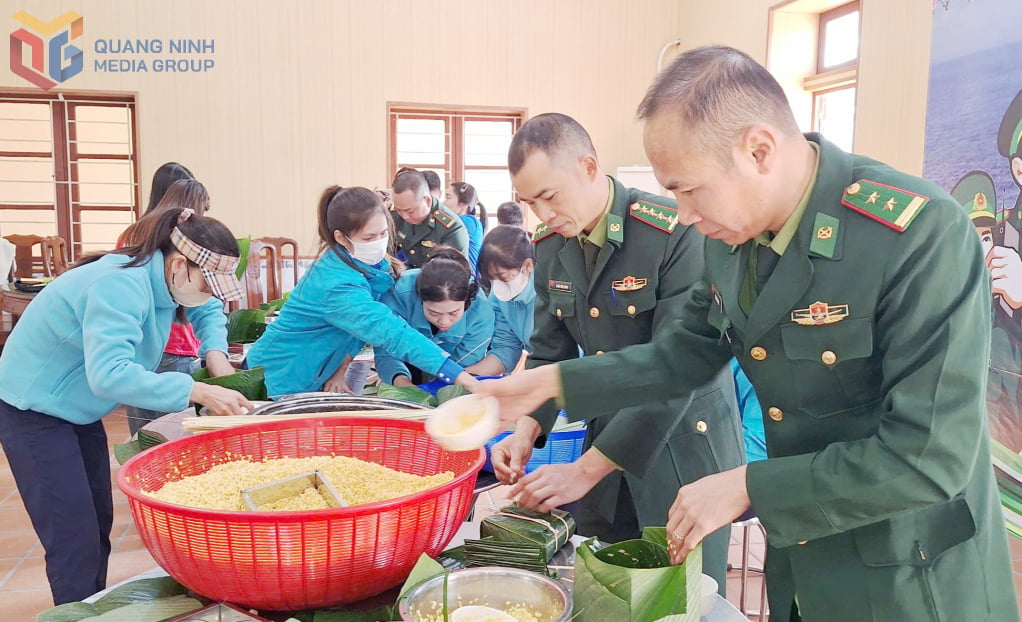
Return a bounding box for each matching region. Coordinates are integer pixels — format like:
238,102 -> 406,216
990,439 -> 1022,539
573,527 -> 703,622
460,506 -> 576,574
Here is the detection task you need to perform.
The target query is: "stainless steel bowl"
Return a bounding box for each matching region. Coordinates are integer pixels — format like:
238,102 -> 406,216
399,567 -> 571,622
248,394 -> 430,416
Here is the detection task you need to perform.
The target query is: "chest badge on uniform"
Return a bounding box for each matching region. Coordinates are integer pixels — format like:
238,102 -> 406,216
612,275 -> 648,292
549,280 -> 572,293
421,240 -> 436,248
791,301 -> 849,325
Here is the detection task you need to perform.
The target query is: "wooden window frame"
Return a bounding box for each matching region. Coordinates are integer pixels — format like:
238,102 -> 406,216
387,104 -> 526,189
0,90 -> 140,259
816,0 -> 860,74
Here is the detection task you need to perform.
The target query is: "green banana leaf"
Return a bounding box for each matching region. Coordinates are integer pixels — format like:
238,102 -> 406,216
77,595 -> 202,621
192,365 -> 267,401
236,237 -> 251,279
226,308 -> 268,344
37,576 -> 190,621
573,527 -> 702,622
376,383 -> 438,407
113,440 -> 144,465
260,293 -> 290,314
436,384 -> 469,404
463,537 -> 549,574
479,505 -> 575,562
307,553 -> 445,622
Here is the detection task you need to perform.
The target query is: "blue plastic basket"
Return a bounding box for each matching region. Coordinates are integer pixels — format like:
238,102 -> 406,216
482,426 -> 587,473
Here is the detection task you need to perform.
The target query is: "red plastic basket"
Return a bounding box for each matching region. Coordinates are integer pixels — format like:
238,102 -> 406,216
117,417 -> 484,611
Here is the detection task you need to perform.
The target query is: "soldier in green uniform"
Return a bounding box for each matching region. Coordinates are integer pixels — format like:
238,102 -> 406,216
481,47 -> 1018,622
489,113 -> 744,593
391,170 -> 469,268
952,172 -> 1022,452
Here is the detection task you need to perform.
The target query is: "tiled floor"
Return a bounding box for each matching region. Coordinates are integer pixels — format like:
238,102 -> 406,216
1,412 -> 1020,620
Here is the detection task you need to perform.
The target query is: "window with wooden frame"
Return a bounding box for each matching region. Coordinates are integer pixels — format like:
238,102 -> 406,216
0,92 -> 140,260
808,1 -> 860,151
388,105 -> 525,230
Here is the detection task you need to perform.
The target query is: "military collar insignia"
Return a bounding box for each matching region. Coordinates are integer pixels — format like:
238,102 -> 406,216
841,179 -> 928,232
433,208 -> 456,229
548,279 -> 572,293
808,212 -> 840,259
533,223 -> 557,242
612,275 -> 647,292
791,301 -> 849,325
398,231 -> 407,239
607,213 -> 624,243
421,240 -> 437,248
629,200 -> 678,233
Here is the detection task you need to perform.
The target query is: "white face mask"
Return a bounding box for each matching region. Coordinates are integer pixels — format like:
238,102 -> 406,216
168,264 -> 212,307
491,270 -> 529,302
347,235 -> 389,265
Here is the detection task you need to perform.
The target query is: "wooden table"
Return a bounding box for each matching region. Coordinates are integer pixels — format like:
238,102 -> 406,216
0,286 -> 36,343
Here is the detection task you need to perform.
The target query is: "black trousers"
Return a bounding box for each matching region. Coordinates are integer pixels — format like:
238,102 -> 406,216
0,399 -> 113,604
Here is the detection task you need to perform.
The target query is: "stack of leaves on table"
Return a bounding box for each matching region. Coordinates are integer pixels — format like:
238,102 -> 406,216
461,505 -> 576,575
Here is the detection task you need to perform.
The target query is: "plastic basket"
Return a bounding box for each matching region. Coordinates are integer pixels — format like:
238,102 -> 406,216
117,417 -> 484,611
482,427 -> 587,474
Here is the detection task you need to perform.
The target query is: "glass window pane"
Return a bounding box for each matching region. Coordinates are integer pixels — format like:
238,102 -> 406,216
396,118 -> 447,166
72,106 -> 131,156
0,208 -> 58,237
0,158 -> 53,186
73,105 -> 130,124
77,209 -> 133,253
464,169 -> 513,230
75,159 -> 134,206
0,177 -> 54,204
822,11 -> 859,69
0,113 -> 52,152
464,120 -> 514,166
0,102 -> 50,121
814,87 -> 856,152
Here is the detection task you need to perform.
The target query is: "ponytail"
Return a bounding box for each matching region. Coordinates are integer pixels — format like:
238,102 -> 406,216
317,185 -> 404,278
317,185 -> 345,252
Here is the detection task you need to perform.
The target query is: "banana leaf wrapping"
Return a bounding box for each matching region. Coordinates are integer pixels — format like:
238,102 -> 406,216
226,308 -> 268,344
573,527 -> 702,622
479,505 -> 575,563
191,365 -> 268,401
436,384 -> 469,404
376,383 -> 438,407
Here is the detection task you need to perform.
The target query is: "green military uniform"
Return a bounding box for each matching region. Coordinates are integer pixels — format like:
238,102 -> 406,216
528,176 -> 745,592
554,136 -> 1018,621
393,197 -> 469,268
997,89 -> 1022,215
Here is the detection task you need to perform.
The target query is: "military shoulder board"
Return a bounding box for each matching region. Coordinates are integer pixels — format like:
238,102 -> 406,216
629,200 -> 678,233
533,223 -> 557,242
841,180 -> 928,233
433,209 -> 456,228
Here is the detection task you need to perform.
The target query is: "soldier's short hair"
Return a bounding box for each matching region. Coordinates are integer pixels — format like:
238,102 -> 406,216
422,170 -> 442,195
508,113 -> 598,175
637,45 -> 800,166
393,169 -> 429,200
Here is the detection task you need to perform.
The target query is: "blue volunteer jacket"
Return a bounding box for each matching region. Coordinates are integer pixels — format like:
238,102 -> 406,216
0,250 -> 228,423
375,269 -> 495,383
247,247 -> 464,395
487,274 -> 536,372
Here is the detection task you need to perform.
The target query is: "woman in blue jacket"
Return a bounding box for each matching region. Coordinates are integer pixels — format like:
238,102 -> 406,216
466,225 -> 535,376
0,207 -> 250,605
376,246 -> 495,386
444,181 -> 486,267
247,187 -> 479,397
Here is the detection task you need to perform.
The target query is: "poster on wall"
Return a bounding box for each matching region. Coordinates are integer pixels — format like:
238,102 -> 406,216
924,0 -> 1022,538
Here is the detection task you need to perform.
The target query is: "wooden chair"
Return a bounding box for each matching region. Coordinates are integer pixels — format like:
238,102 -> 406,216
244,239 -> 281,309
3,233 -> 46,279
41,236 -> 69,276
255,236 -> 299,291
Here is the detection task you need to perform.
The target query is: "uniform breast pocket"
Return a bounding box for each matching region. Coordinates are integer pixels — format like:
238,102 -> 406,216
546,291 -> 576,319
607,287 -> 657,319
706,302 -> 731,344
780,316 -> 881,415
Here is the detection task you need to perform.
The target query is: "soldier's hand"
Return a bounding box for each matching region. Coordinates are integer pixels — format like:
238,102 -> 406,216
491,417 -> 541,484
474,365 -> 561,429
988,246 -> 1022,310
510,449 -> 616,513
666,465 -> 751,565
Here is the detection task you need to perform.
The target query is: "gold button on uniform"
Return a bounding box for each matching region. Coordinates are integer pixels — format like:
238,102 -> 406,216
695,420 -> 708,433
821,350 -> 837,365
768,407 -> 783,422
589,307 -> 600,318
627,304 -> 637,315
750,346 -> 767,361
596,350 -> 605,355
409,249 -> 416,255
556,309 -> 563,318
